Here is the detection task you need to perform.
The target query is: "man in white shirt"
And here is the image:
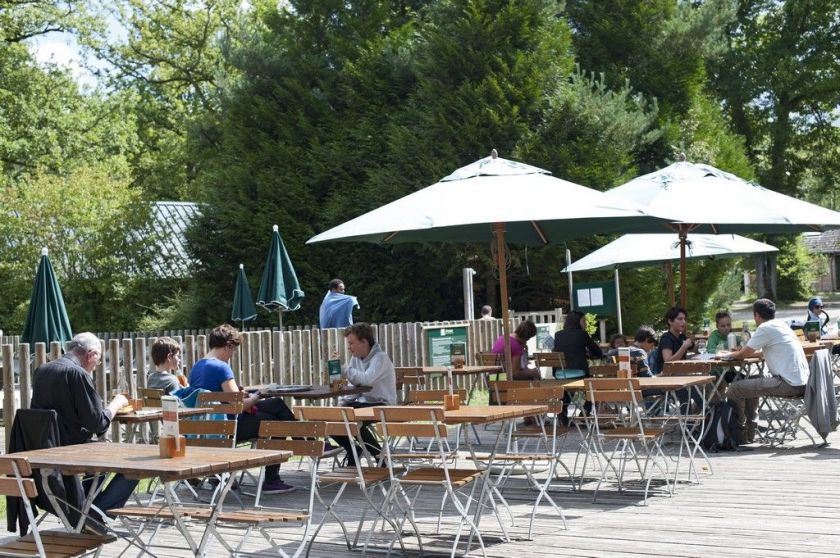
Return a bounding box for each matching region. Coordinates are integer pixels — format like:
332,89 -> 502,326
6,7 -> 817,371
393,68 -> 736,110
335,323 -> 396,466
721,299 -> 809,444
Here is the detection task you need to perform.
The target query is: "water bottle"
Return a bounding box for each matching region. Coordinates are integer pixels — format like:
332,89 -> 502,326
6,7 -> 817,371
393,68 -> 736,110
727,332 -> 738,350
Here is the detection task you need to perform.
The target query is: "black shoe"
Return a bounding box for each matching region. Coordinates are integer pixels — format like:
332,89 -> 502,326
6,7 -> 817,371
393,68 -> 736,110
83,520 -> 110,537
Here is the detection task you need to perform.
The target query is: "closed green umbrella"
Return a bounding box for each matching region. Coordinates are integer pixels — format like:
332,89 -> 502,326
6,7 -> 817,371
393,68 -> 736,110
256,225 -> 305,328
231,263 -> 258,330
21,247 -> 73,347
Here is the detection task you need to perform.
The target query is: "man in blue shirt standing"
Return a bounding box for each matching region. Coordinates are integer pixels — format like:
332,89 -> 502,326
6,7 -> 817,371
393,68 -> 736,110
319,278 -> 359,329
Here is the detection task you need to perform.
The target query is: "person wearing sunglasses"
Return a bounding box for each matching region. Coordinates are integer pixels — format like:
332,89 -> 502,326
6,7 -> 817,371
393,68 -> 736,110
806,297 -> 830,336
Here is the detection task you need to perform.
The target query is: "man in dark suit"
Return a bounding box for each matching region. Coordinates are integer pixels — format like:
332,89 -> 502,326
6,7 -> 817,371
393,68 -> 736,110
31,332 -> 137,529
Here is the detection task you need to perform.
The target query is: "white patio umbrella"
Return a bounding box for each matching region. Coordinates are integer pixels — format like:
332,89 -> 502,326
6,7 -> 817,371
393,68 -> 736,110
307,150 -> 669,371
608,160 -> 840,307
563,233 -> 778,332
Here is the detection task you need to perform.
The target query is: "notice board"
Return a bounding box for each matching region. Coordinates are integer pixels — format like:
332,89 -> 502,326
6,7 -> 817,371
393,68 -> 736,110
574,281 -> 617,316
424,324 -> 470,367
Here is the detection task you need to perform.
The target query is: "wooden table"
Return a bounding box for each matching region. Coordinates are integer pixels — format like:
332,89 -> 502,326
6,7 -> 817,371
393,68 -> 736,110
353,403 -> 547,424
561,375 -> 715,392
248,384 -> 370,401
14,443 -> 291,557
112,406 -> 212,425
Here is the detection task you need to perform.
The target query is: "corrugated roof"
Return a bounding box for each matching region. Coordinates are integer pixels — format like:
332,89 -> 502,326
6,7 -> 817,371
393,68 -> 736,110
141,201 -> 201,278
804,230 -> 840,254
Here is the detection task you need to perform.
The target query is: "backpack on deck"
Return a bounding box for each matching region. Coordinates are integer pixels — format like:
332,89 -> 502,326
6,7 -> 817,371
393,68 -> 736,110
701,401 -> 740,451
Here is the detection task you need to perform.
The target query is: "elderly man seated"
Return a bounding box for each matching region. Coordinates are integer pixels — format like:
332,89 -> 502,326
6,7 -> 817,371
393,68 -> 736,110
720,298 -> 809,444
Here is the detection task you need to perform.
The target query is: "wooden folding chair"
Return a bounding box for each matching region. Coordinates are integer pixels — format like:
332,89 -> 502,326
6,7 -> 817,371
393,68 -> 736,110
374,406 -> 487,557
293,406 -> 403,556
533,352 -> 566,375
486,386 -> 569,539
583,378 -> 673,505
0,455 -> 115,557
395,367 -> 426,404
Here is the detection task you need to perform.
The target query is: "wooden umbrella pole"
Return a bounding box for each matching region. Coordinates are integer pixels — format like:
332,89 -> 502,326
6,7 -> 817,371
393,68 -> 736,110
494,223 -> 513,375
679,224 -> 688,308
665,261 -> 675,306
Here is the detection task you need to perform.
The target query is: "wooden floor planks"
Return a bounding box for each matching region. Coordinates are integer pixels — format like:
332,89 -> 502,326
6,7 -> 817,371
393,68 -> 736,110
12,424 -> 840,558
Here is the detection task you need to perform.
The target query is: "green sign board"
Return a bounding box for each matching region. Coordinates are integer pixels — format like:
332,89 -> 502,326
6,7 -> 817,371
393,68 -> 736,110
425,324 -> 470,367
574,281 -> 617,316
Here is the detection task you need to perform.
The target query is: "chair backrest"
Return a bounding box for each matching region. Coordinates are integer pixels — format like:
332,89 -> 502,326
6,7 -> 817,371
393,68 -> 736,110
294,406 -> 369,469
488,380 -> 536,405
256,420 -> 326,457
195,391 -> 246,413
476,352 -> 502,367
140,387 -> 164,408
662,361 -> 712,376
372,407 -> 449,449
180,391 -> 244,448
533,352 -> 566,369
505,386 -> 565,414
583,378 -> 643,404
0,456 -> 37,498
406,389 -> 467,405
395,367 -> 426,390
589,363 -> 620,378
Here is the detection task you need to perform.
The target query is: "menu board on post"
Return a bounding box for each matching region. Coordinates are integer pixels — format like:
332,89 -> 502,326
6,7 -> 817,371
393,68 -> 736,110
423,324 -> 470,367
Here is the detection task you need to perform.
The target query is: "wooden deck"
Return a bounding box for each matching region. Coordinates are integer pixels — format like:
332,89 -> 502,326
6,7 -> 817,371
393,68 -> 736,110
15,424 -> 840,558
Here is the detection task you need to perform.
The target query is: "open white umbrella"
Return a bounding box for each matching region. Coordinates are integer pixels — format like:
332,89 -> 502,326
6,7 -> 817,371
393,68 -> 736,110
563,233 -> 778,331
608,160 -> 840,307
308,151 -> 668,371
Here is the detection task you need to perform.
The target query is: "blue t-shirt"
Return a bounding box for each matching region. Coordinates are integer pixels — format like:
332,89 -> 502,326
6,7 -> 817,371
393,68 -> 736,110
189,358 -> 234,392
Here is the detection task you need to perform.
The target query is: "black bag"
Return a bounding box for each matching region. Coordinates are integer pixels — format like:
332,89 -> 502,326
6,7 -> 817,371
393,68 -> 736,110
700,401 -> 740,452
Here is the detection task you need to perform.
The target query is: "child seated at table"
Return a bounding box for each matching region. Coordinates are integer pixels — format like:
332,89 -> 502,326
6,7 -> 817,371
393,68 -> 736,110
605,333 -> 628,358
147,336 -> 187,395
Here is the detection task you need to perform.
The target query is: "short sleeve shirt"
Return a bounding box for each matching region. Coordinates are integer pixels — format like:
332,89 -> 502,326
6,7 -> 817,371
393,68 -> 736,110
657,331 -> 685,371
746,319 -> 809,386
188,358 -> 235,392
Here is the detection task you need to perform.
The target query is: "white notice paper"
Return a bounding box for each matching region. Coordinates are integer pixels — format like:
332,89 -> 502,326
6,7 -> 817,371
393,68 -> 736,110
578,289 -> 591,307
590,288 -> 604,306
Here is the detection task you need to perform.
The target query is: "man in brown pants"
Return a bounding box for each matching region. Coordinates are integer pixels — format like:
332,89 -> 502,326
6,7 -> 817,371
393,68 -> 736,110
721,299 -> 809,444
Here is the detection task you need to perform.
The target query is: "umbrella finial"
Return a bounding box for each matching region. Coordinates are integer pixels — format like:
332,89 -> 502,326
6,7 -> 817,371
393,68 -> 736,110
41,247 -> 48,257
490,148 -> 498,159
272,224 -> 279,232
239,263 -> 244,269
676,152 -> 687,162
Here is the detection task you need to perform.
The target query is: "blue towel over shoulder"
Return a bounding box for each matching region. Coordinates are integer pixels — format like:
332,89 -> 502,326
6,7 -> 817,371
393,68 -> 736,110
319,290 -> 359,329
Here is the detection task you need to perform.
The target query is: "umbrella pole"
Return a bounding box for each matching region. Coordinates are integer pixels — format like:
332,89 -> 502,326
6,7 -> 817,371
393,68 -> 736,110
679,225 -> 688,308
614,268 -> 623,333
665,262 -> 675,305
494,223 -> 513,376
278,310 -> 284,331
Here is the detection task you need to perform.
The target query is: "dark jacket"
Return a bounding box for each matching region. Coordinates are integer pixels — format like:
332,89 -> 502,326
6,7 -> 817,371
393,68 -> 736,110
6,409 -> 85,534
30,355 -> 113,446
553,329 -> 603,373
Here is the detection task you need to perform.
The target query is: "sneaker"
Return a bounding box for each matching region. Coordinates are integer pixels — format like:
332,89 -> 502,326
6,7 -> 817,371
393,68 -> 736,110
261,479 -> 295,495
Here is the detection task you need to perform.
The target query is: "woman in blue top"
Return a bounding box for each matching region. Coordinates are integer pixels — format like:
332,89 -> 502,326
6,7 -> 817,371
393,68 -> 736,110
190,324 -> 296,495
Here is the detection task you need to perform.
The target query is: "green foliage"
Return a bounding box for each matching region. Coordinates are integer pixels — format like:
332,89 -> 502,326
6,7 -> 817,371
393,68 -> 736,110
0,164 -> 153,332
775,236 -> 816,303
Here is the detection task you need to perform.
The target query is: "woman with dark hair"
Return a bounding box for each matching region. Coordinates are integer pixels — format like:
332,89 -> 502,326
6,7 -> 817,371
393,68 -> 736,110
553,311 -> 603,380
491,320 -> 540,380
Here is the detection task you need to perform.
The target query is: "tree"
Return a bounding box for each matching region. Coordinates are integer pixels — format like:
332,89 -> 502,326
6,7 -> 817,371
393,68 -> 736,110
710,0 -> 840,300
0,163 -> 152,332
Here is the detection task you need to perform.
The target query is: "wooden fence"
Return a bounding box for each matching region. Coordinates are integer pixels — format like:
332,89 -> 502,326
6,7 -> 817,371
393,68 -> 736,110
2,316 -> 570,447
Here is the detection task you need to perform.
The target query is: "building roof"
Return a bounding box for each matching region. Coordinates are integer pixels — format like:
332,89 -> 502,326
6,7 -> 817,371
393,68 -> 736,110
804,230 -> 840,254
143,201 -> 201,278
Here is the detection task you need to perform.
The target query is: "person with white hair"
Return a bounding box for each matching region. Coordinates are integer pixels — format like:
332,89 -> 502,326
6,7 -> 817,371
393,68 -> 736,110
31,332 -> 138,531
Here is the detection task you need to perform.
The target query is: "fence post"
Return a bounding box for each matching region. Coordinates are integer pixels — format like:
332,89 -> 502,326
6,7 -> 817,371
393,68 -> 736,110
19,343 -> 31,409
239,333 -> 250,387
3,344 -> 17,452
260,331 -> 271,385
108,339 -> 120,442
49,341 -> 61,361
271,331 -> 283,384
122,339 -> 134,396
